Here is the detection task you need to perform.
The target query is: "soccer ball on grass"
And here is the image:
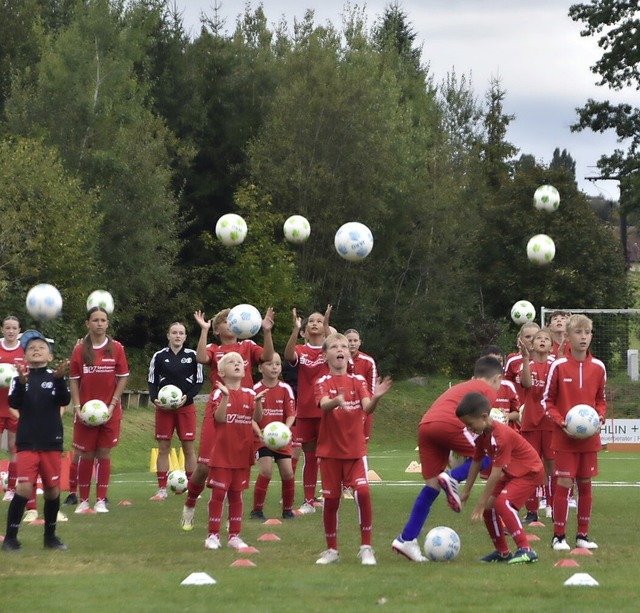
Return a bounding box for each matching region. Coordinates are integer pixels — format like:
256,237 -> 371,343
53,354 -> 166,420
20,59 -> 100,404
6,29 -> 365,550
168,470 -> 188,494
424,526 -> 461,561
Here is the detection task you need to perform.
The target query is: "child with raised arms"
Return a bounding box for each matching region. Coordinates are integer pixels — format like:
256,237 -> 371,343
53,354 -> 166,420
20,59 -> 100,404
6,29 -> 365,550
504,322 -> 540,400
204,352 -> 265,550
314,333 -> 392,565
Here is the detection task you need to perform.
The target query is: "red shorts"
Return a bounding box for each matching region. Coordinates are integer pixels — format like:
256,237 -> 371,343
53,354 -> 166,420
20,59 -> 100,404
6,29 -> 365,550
418,421 -> 476,479
207,466 -> 250,491
521,429 -> 555,461
318,457 -> 368,499
155,405 -> 196,441
73,417 -> 121,452
295,417 -> 321,445
0,415 -> 18,434
197,414 -> 215,464
491,473 -> 544,509
554,450 -> 599,479
16,450 -> 61,488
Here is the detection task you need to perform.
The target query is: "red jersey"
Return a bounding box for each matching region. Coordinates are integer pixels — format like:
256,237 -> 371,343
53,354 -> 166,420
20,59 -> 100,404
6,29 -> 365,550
347,351 -> 377,394
473,420 -> 544,480
0,340 -> 24,418
208,387 -> 256,469
69,339 -> 129,419
253,380 -> 296,453
542,352 -> 607,453
206,340 -> 263,389
290,344 -> 329,419
550,340 -> 572,361
520,357 -> 554,431
493,380 -> 520,431
314,373 -> 371,459
504,352 -> 525,399
421,379 -> 498,428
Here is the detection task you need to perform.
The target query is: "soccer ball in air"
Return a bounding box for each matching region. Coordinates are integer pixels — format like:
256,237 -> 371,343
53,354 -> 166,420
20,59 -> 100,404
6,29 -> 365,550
227,304 -> 262,339
25,284 -> 63,321
0,364 -> 17,388
334,222 -> 374,262
157,384 -> 183,409
424,526 -> 461,561
526,234 -> 555,265
168,470 -> 188,494
565,404 -> 601,439
262,422 -> 292,451
215,213 -> 247,246
283,215 -> 311,244
79,399 -> 110,426
87,290 -> 114,314
510,300 -> 536,325
490,408 -> 507,425
533,185 -> 560,212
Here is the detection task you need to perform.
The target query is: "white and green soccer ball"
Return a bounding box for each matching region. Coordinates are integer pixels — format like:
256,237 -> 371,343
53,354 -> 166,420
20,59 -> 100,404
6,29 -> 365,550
533,184 -> 560,212
490,408 -> 507,425
168,470 -> 188,494
25,283 -> 63,321
565,404 -> 600,439
157,384 -> 183,409
1,471 -> 8,491
334,222 -> 374,262
86,289 -> 114,314
527,234 -> 555,265
424,526 -> 461,561
262,422 -> 292,451
227,304 -> 262,339
283,215 -> 311,244
0,364 -> 17,388
215,213 -> 247,246
79,399 -> 110,426
510,300 -> 536,325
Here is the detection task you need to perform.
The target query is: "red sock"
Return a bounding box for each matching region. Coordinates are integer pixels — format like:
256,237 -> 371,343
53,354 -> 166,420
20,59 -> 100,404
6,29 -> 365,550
576,480 -> 592,535
548,476 -> 557,509
185,478 -> 205,508
157,470 -> 168,489
27,484 -> 37,510
525,492 -> 538,513
8,461 -> 17,491
495,496 -> 528,549
354,487 -> 372,546
186,471 -> 193,481
78,457 -> 93,501
228,489 -> 243,538
68,458 -> 78,494
483,508 -> 509,554
322,497 -> 340,550
553,484 -> 570,535
292,455 -> 299,476
302,451 -> 318,504
96,458 -> 111,501
253,475 -> 270,511
282,477 -> 295,512
207,487 -> 225,536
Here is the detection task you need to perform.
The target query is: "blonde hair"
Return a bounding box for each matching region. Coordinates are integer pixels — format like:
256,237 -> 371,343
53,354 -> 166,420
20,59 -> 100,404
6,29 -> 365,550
566,314 -> 593,333
217,351 -> 244,375
519,322 -> 540,336
212,309 -> 231,333
322,332 -> 348,352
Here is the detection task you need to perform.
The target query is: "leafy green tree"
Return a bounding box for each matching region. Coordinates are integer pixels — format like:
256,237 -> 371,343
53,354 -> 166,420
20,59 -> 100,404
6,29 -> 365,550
550,147 -> 577,178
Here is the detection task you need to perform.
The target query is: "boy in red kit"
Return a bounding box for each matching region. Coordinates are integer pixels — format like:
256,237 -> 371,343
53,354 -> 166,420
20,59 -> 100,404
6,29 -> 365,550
250,353 -> 296,520
504,322 -> 540,400
284,306 -> 331,514
204,352 -> 265,550
181,307 -> 273,531
314,333 -> 392,566
547,310 -> 571,359
457,392 -> 543,564
480,346 -> 521,430
542,314 -> 606,551
392,357 -> 503,562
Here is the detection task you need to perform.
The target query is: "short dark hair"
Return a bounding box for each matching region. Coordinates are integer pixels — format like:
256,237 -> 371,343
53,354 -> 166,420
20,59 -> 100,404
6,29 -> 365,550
480,345 -> 504,359
473,356 -> 503,379
456,392 -> 490,419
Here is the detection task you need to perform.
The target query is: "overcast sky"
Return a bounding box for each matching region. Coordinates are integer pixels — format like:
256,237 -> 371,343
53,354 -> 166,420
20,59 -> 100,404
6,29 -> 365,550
173,0 -> 639,200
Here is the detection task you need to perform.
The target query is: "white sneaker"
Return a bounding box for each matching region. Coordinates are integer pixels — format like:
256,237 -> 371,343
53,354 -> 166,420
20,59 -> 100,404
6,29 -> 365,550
94,499 -> 109,513
3,490 -> 14,502
23,509 -> 38,523
358,545 -> 377,566
316,548 -> 340,565
538,497 -> 547,510
75,500 -> 93,514
568,496 -> 577,509
552,535 -> 571,551
342,487 -> 354,500
392,537 -> 427,562
181,506 -> 195,531
57,510 -> 69,522
437,472 -> 462,513
298,502 -> 316,514
150,488 -> 167,501
227,536 -> 249,550
576,535 -> 598,549
204,533 -> 221,550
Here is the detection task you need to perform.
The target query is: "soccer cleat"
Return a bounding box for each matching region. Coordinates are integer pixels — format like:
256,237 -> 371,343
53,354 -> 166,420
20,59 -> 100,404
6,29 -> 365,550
576,534 -> 598,549
315,548 -> 340,565
3,490 -> 15,502
552,535 -> 571,551
204,533 -> 221,550
63,493 -> 78,506
342,487 -> 354,500
227,536 -> 249,550
249,509 -> 266,520
298,502 -> 316,515
75,501 -> 92,514
508,547 -> 538,564
391,537 -> 427,562
538,498 -> 547,510
282,510 -> 296,520
22,509 -> 38,523
56,511 -> 69,523
150,488 -> 168,501
358,545 -> 377,566
1,537 -> 21,551
44,536 -> 68,551
523,511 -> 538,524
94,500 -> 109,513
437,472 -> 461,513
480,550 -> 513,563
181,505 -> 195,531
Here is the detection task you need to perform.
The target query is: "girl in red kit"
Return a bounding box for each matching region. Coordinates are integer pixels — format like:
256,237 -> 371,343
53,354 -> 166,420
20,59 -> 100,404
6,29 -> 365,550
70,307 -> 129,514
204,352 -> 265,551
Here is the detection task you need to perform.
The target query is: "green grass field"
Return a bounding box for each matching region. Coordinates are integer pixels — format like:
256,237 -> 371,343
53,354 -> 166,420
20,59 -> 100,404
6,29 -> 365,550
1,380 -> 638,612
